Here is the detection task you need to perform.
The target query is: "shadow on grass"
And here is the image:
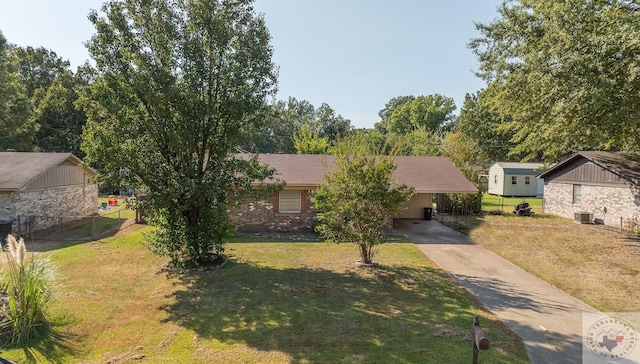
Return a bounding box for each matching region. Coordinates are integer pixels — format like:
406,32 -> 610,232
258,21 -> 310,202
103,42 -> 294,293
453,273 -> 589,363
1,324 -> 76,364
160,260 -> 526,363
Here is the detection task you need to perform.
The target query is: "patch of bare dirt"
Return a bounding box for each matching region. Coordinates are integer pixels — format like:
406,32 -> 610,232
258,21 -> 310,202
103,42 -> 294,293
431,324 -> 472,341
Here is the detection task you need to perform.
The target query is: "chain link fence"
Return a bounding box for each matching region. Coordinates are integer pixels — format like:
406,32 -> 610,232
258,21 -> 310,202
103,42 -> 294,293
9,207 -> 136,242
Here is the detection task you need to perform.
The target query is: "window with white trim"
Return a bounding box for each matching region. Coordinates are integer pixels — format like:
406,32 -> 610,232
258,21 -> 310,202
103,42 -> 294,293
572,184 -> 582,204
511,176 -> 517,185
279,190 -> 301,213
525,176 -> 531,185
494,175 -> 497,184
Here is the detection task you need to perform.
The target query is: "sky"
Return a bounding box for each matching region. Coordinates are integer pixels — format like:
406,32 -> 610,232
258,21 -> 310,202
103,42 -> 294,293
0,0 -> 503,129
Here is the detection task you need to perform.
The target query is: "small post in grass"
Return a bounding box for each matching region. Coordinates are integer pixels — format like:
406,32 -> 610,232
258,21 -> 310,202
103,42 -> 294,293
472,315 -> 490,364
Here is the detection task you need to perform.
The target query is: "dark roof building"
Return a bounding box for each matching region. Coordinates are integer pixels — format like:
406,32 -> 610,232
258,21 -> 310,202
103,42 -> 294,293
254,154 -> 478,193
235,154 -> 477,231
0,152 -> 98,234
539,151 -> 640,229
0,152 -> 95,192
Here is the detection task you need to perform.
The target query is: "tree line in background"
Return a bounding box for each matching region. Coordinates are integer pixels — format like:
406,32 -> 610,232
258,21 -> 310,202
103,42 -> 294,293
1,0 -> 639,166
1,0 -> 638,267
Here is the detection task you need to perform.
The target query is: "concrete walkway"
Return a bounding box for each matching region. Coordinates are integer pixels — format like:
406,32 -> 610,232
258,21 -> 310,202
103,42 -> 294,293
394,219 -> 599,364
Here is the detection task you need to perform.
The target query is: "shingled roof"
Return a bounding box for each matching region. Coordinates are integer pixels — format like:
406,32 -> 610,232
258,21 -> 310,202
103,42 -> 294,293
538,151 -> 640,186
0,152 -> 94,192
253,154 -> 477,193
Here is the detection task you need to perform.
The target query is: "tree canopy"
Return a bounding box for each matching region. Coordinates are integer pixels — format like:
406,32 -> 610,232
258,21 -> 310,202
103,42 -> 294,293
470,0 -> 640,162
80,0 -> 279,266
451,90 -> 515,164
375,94 -> 456,135
0,32 -> 88,155
312,145 -> 414,265
248,97 -> 351,154
0,32 -> 34,151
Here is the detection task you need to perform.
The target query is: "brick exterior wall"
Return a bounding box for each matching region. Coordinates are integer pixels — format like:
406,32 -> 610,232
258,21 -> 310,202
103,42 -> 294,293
234,190 -> 316,232
0,184 -> 98,233
543,181 -> 640,229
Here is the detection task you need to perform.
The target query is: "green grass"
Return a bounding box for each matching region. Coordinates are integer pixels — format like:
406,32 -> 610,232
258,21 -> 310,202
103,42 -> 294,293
482,194 -> 542,213
0,229 -> 529,363
467,213 -> 640,313
62,197 -> 135,241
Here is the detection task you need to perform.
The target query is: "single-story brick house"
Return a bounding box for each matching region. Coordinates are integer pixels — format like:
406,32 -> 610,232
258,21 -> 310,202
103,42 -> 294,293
538,151 -> 640,229
234,154 -> 478,231
0,152 -> 98,234
487,162 -> 545,197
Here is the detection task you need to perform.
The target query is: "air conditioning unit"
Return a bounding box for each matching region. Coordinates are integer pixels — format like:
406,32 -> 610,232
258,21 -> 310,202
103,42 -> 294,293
574,211 -> 593,224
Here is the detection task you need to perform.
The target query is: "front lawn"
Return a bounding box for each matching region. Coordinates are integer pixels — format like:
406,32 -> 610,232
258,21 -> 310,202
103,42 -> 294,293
482,194 -> 542,214
0,228 -> 528,363
468,213 -> 640,313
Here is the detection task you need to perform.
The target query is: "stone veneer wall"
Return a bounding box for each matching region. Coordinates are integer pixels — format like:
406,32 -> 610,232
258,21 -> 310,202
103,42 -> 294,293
234,191 -> 315,232
4,184 -> 98,232
543,182 -> 640,229
0,193 -> 16,223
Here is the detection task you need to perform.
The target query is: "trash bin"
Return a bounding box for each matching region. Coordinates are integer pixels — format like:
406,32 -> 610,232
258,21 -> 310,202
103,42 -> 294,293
424,207 -> 433,220
0,220 -> 13,237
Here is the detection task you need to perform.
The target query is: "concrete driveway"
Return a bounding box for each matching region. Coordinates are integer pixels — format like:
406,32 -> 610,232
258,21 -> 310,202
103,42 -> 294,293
394,219 -> 599,364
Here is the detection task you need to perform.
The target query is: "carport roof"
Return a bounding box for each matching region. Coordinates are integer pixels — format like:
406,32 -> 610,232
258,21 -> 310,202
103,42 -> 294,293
252,154 -> 477,194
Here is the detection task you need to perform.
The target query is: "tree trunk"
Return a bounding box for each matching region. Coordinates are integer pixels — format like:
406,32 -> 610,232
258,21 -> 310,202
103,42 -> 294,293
359,243 -> 372,264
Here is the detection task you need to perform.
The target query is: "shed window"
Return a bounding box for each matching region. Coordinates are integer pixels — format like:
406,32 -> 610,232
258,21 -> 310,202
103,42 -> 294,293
572,184 -> 582,204
494,175 -> 497,184
525,176 -> 531,185
279,190 -> 301,213
511,176 -> 517,185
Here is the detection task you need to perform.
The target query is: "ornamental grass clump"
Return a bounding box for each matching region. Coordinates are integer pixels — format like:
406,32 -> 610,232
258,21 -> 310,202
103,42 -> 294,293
0,234 -> 55,346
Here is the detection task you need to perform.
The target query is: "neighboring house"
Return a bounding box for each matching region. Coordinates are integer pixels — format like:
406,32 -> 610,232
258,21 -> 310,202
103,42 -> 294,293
538,151 -> 640,229
487,162 -> 545,197
0,152 -> 98,234
234,154 -> 477,231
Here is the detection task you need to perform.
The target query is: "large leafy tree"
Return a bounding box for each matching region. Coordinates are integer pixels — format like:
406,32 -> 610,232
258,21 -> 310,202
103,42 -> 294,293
380,94 -> 456,135
80,0 -> 279,266
453,91 -> 515,163
470,0 -> 640,162
31,71 -> 87,156
12,46 -> 70,99
0,32 -> 34,151
11,46 -> 88,154
247,97 -> 351,153
293,125 -> 328,154
312,146 -> 414,265
374,95 -> 415,133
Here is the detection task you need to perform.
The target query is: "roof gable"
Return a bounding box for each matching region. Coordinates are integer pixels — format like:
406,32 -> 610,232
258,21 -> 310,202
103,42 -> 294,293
0,152 -> 94,191
253,154 -> 477,193
538,151 -> 640,185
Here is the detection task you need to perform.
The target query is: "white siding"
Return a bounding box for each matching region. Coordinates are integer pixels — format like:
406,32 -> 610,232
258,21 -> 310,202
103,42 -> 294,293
487,164 -> 504,195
